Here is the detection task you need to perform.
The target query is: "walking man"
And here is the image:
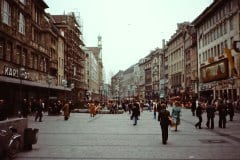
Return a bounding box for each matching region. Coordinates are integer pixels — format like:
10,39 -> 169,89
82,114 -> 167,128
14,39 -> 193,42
191,98 -> 196,116
158,104 -> 170,145
35,99 -> 44,122
131,101 -> 140,125
206,101 -> 215,129
195,104 -> 203,129
218,100 -> 227,128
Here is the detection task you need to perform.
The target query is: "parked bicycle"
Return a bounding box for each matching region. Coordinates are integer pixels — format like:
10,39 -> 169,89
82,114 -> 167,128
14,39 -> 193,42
0,126 -> 21,159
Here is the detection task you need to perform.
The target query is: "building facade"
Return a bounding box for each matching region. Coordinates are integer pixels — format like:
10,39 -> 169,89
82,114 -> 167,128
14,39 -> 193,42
193,0 -> 240,101
0,0 -> 69,116
51,13 -> 86,102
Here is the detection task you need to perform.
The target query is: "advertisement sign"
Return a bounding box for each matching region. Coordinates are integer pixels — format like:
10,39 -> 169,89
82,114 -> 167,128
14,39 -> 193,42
200,59 -> 229,83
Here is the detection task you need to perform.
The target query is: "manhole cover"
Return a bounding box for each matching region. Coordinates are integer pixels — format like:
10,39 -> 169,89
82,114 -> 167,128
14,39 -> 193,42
199,139 -> 228,143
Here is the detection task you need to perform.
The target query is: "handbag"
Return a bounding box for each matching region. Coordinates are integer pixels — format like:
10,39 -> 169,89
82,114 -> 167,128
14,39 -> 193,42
168,116 -> 175,127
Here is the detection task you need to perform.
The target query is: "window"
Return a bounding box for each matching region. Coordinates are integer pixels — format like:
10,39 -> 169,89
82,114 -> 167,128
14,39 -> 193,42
5,42 -> 12,61
34,55 -> 38,70
40,57 -> 43,71
0,40 -> 3,59
19,13 -> 25,34
1,0 -> 11,25
19,0 -> 26,5
73,66 -> 76,76
29,52 -> 33,68
22,49 -> 27,66
43,58 -> 47,72
16,46 -> 21,64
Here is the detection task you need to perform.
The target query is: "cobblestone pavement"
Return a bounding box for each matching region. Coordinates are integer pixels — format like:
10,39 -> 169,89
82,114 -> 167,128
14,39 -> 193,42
14,108 -> 240,160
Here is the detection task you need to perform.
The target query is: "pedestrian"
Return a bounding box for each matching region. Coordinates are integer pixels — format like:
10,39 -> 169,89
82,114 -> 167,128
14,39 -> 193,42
89,100 -> 96,117
191,98 -> 196,116
153,102 -> 157,119
227,100 -> 234,121
35,99 -> 44,122
171,101 -> 181,131
0,99 -> 7,121
21,98 -> 29,118
62,101 -> 70,120
131,101 -> 140,125
195,103 -> 203,129
206,101 -> 215,129
218,100 -> 227,128
158,103 -> 170,145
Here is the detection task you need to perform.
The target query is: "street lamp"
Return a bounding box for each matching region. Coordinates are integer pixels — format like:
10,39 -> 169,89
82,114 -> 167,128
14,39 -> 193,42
46,75 -> 53,107
62,79 -> 67,101
19,67 -> 25,114
70,83 -> 74,102
99,85 -> 103,103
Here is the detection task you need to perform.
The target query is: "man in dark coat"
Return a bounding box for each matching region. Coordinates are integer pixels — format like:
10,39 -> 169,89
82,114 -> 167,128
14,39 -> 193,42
191,99 -> 196,116
195,104 -> 203,129
206,102 -> 215,129
21,98 -> 29,118
218,100 -> 227,128
35,99 -> 44,122
158,104 -> 170,145
131,101 -> 140,125
227,100 -> 234,121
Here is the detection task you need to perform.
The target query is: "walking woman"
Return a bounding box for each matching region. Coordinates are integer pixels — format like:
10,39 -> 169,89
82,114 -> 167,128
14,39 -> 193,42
62,101 -> 70,120
89,100 -> 96,117
171,101 -> 181,131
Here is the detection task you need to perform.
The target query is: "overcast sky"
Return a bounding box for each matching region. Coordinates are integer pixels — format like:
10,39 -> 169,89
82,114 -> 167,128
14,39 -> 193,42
44,0 -> 213,83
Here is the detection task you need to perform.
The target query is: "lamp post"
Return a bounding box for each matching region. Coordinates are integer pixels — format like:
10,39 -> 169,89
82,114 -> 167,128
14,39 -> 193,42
62,79 -> 67,101
19,67 -> 25,113
46,75 -> 53,103
99,85 -> 102,103
70,83 -> 74,102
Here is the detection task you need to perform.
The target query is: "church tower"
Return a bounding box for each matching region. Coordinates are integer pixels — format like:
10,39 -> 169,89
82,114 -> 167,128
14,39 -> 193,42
98,35 -> 102,61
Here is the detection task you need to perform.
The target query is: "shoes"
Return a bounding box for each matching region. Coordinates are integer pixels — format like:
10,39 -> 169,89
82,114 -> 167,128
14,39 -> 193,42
133,124 -> 136,126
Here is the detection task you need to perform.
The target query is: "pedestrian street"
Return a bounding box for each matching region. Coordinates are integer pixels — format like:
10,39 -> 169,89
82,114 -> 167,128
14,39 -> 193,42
15,108 -> 240,160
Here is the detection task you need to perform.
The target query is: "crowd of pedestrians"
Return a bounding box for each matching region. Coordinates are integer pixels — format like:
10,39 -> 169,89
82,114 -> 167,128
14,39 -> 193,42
0,94 -> 239,147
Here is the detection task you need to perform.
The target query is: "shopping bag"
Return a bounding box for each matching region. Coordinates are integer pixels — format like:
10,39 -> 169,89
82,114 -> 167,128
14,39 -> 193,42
168,116 -> 175,127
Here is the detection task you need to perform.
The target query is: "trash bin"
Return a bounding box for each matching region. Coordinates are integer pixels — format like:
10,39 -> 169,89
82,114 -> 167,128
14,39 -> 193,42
24,128 -> 39,150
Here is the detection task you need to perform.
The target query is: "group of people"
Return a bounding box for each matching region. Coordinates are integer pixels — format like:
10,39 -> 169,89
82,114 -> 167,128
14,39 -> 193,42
127,96 -> 238,145
192,98 -> 235,129
157,101 -> 182,144
5,97 -> 74,121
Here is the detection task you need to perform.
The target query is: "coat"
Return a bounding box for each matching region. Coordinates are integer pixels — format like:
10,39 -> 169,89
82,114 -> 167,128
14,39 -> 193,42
62,103 -> 70,117
89,103 -> 96,115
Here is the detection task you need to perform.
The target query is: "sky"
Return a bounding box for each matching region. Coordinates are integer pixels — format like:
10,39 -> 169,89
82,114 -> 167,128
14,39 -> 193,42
44,0 -> 213,83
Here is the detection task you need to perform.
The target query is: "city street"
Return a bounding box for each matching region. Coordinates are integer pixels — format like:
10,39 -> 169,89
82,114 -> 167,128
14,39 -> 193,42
15,108 -> 240,160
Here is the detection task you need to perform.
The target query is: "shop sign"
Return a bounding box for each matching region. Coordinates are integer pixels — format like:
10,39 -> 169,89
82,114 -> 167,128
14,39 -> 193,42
3,66 -> 30,79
